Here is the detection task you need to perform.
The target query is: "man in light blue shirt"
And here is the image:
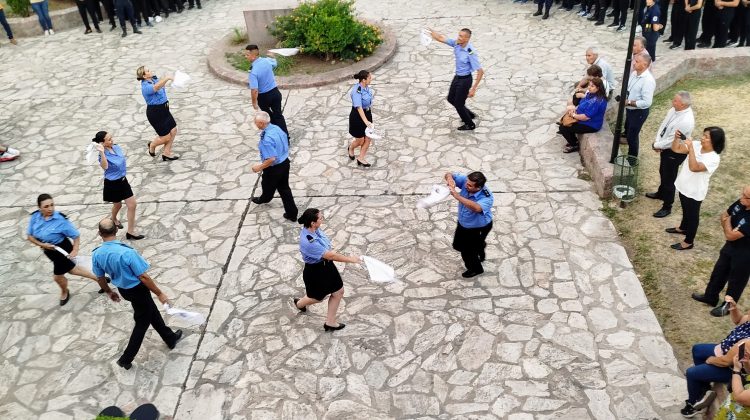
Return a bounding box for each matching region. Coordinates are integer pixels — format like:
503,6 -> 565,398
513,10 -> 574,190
430,27 -> 485,131
251,111 -> 298,222
444,171 -> 494,278
624,53 -> 656,157
92,218 -> 183,370
244,44 -> 289,137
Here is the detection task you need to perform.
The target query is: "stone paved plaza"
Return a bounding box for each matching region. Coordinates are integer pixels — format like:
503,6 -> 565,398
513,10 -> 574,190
0,0 -> 691,418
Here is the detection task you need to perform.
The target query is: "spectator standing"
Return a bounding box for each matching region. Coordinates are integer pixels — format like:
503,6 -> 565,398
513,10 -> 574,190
534,0 -> 553,19
30,0 -> 54,35
641,0 -> 664,61
75,0 -> 101,34
115,0 -> 141,37
684,0 -> 705,49
713,0 -> 741,47
0,4 -> 18,45
623,54 -> 656,157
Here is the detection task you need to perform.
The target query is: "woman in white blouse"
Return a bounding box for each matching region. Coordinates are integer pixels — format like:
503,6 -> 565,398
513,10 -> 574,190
667,126 -> 725,250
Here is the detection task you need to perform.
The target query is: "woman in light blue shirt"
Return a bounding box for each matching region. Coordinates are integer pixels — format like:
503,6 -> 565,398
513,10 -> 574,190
136,65 -> 179,161
92,131 -> 144,240
347,70 -> 374,168
292,208 -> 360,332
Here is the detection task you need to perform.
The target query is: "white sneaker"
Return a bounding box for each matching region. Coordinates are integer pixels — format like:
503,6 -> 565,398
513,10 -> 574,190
6,147 -> 20,156
49,28 -> 55,35
44,30 -> 50,36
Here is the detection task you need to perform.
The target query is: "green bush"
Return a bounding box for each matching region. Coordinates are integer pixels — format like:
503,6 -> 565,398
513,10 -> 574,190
226,52 -> 295,76
231,27 -> 248,45
6,0 -> 31,17
270,0 -> 383,62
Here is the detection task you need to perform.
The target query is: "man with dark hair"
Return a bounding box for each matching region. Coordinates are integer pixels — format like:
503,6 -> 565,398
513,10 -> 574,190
429,28 -> 484,131
92,218 -> 183,370
444,170 -> 494,278
244,45 -> 289,137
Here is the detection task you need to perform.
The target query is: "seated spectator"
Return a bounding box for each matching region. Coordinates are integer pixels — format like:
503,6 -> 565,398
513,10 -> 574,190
584,47 -> 616,96
0,145 -> 20,162
569,77 -> 590,107
0,3 -> 18,45
558,77 -> 609,153
586,64 -> 610,94
714,350 -> 750,419
682,295 -> 750,417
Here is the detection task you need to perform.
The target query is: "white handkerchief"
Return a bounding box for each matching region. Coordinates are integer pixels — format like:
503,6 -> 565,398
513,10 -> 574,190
362,256 -> 396,283
164,304 -> 206,325
365,126 -> 383,140
417,184 -> 451,209
420,30 -> 432,46
172,70 -> 191,89
268,48 -> 300,56
85,143 -> 98,165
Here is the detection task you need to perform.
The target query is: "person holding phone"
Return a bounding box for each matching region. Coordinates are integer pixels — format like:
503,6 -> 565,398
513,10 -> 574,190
714,349 -> 750,418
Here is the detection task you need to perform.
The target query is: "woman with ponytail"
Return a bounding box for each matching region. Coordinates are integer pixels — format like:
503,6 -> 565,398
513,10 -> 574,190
347,70 -> 374,168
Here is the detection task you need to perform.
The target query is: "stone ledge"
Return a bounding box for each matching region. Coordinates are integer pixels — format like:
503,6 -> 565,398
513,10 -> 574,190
207,21 -> 397,89
582,48 -> 750,199
7,6 -> 86,38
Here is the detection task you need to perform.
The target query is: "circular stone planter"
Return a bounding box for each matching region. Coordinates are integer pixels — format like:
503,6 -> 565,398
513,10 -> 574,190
207,22 -> 397,89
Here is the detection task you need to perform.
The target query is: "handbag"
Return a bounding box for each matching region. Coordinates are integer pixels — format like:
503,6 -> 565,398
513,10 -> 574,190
560,113 -> 577,127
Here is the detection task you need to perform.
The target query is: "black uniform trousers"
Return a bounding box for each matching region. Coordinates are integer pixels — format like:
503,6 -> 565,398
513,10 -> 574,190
655,149 -> 686,210
117,283 -> 178,365
258,87 -> 289,137
115,0 -> 137,30
257,159 -> 298,218
714,7 -> 736,47
94,0 -> 117,26
132,0 -> 150,24
643,29 -> 660,61
740,3 -> 750,46
596,0 -> 611,22
625,108 -> 650,157
704,243 -> 750,303
699,0 -> 717,43
670,3 -> 687,46
76,0 -> 100,30
659,0 -> 670,34
453,221 -> 493,273
447,74 -> 475,126
678,192 -> 702,244
685,8 -> 703,49
615,0 -> 629,25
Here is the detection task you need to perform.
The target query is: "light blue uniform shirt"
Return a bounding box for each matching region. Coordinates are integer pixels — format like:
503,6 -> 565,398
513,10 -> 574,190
299,227 -> 332,264
92,240 -> 149,289
626,70 -> 656,109
27,211 -> 80,244
259,124 -> 289,166
351,83 -> 373,109
453,173 -> 494,228
100,144 -> 127,180
445,39 -> 482,76
141,77 -> 168,105
249,57 -> 278,94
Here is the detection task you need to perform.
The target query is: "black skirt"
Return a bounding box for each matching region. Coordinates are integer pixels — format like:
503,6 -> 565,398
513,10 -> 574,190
349,107 -> 373,139
43,238 -> 76,275
146,101 -> 177,137
303,260 -> 344,301
103,176 -> 134,203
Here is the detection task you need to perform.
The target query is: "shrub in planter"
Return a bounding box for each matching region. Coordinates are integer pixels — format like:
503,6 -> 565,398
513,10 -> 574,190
6,0 -> 31,17
270,0 -> 383,62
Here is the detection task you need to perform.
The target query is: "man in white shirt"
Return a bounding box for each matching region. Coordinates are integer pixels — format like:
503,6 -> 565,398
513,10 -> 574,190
624,53 -> 656,157
646,91 -> 695,218
585,47 -> 616,97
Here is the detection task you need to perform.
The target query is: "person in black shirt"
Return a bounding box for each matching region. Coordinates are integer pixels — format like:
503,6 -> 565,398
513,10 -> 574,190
692,186 -> 750,316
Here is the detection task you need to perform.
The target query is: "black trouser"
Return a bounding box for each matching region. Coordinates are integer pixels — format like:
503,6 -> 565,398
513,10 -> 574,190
117,283 -> 177,365
704,243 -> 750,303
678,192 -> 702,244
115,0 -> 137,30
559,122 -> 598,147
615,0 -> 629,25
258,87 -> 288,137
685,8 -> 702,49
76,0 -> 100,30
644,30 -> 660,61
596,0 -> 610,22
699,0 -> 717,43
447,74 -> 474,126
257,159 -> 298,218
453,221 -> 493,273
729,3 -> 744,41
740,3 -> 750,45
714,7 -> 736,47
655,149 -> 686,210
538,0 -> 553,13
187,0 -> 200,7
132,0 -> 149,24
670,3 -> 687,45
95,0 -> 116,26
625,108 -> 649,157
659,0 -> 670,34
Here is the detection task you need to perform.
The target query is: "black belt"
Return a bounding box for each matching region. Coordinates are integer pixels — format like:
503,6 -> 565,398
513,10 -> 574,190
147,101 -> 169,108
455,74 -> 471,79
354,107 -> 371,112
104,176 -> 127,183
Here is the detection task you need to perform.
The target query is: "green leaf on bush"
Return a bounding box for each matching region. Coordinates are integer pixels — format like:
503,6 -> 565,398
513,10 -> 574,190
6,0 -> 31,17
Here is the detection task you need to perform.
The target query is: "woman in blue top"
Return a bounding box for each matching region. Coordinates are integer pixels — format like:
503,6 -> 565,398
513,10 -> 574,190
27,194 -> 101,306
558,77 -> 609,153
347,70 -> 374,168
92,131 -> 144,240
136,66 -> 179,161
292,208 -> 360,332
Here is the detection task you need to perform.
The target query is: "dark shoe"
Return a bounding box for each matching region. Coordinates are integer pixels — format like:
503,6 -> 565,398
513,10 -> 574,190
167,329 -> 183,349
644,192 -> 661,200
112,219 -> 124,229
587,15 -> 597,21
162,155 -> 179,161
457,124 -> 476,131
251,197 -> 263,205
652,208 -> 671,218
710,303 -> 731,317
691,293 -> 718,307
542,12 -> 549,19
693,390 -> 717,410
147,142 -> 156,157
84,28 -> 92,34
116,359 -> 132,370
662,37 -> 673,43
670,242 -> 694,250
680,400 -> 698,417
60,289 -> 71,306
121,31 -> 127,37
616,25 -> 626,32
468,110 -> 476,119
606,11 -> 615,17
356,159 -> 371,167
665,227 -> 685,234
696,42 -> 710,48
533,10 -> 543,16
126,232 -> 145,240
594,20 -> 605,25
98,276 -> 112,294
133,28 -> 142,34
197,4 -> 201,8
669,44 -> 682,49
110,24 -> 117,31
188,4 -> 194,9
323,323 -> 346,331
462,268 -> 483,278
347,144 -> 355,160
293,298 -> 307,313
563,144 -> 579,153
607,22 -> 618,27
95,27 -> 102,33
283,213 -> 297,222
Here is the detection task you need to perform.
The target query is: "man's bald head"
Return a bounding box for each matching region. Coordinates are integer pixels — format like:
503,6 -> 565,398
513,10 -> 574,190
98,218 -> 117,238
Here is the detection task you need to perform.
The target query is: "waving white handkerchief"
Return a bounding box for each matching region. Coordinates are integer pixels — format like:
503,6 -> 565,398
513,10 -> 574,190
362,256 -> 396,283
163,304 -> 206,325
417,184 -> 451,209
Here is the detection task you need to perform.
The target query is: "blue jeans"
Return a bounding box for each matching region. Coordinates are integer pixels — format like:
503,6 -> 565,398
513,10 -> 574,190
0,9 -> 13,39
686,343 -> 732,404
31,1 -> 53,31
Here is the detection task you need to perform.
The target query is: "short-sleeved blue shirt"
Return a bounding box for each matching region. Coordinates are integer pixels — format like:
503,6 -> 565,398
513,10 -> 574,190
453,173 -> 494,228
141,77 -> 168,105
576,93 -> 608,131
299,227 -> 332,264
259,124 -> 289,166
445,39 -> 482,76
100,144 -> 127,180
249,57 -> 278,94
27,210 -> 80,244
92,240 -> 149,289
351,83 -> 373,109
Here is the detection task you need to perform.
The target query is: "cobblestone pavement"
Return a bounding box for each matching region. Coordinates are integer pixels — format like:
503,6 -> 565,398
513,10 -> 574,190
0,0 -> 688,418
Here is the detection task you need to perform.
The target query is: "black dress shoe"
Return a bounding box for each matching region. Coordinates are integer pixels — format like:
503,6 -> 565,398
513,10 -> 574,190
662,37 -> 673,43
665,227 -> 684,234
653,208 -> 671,218
711,303 -> 731,317
133,29 -> 142,34
607,22 -> 619,27
116,359 -> 132,370
60,289 -> 71,306
168,329 -> 183,349
251,197 -> 263,205
468,110 -> 476,119
644,192 -> 661,199
110,24 -> 117,31
462,269 -> 483,278
323,323 -> 346,331
283,213 -> 297,222
356,159 -> 371,167
542,12 -> 549,19
670,242 -> 694,250
85,28 -> 92,34
121,31 -> 127,37
162,155 -> 179,161
457,124 -> 476,131
691,293 -> 718,307
533,10 -> 543,16
587,15 -> 597,21
669,44 -> 681,49
594,20 -> 605,25
293,298 -> 307,312
126,232 -> 145,240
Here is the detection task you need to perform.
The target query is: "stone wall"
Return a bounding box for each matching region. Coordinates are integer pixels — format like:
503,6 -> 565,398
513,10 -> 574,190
7,6 -> 86,38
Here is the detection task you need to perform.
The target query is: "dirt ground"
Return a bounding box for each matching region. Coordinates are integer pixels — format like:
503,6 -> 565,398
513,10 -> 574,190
604,72 -> 750,370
